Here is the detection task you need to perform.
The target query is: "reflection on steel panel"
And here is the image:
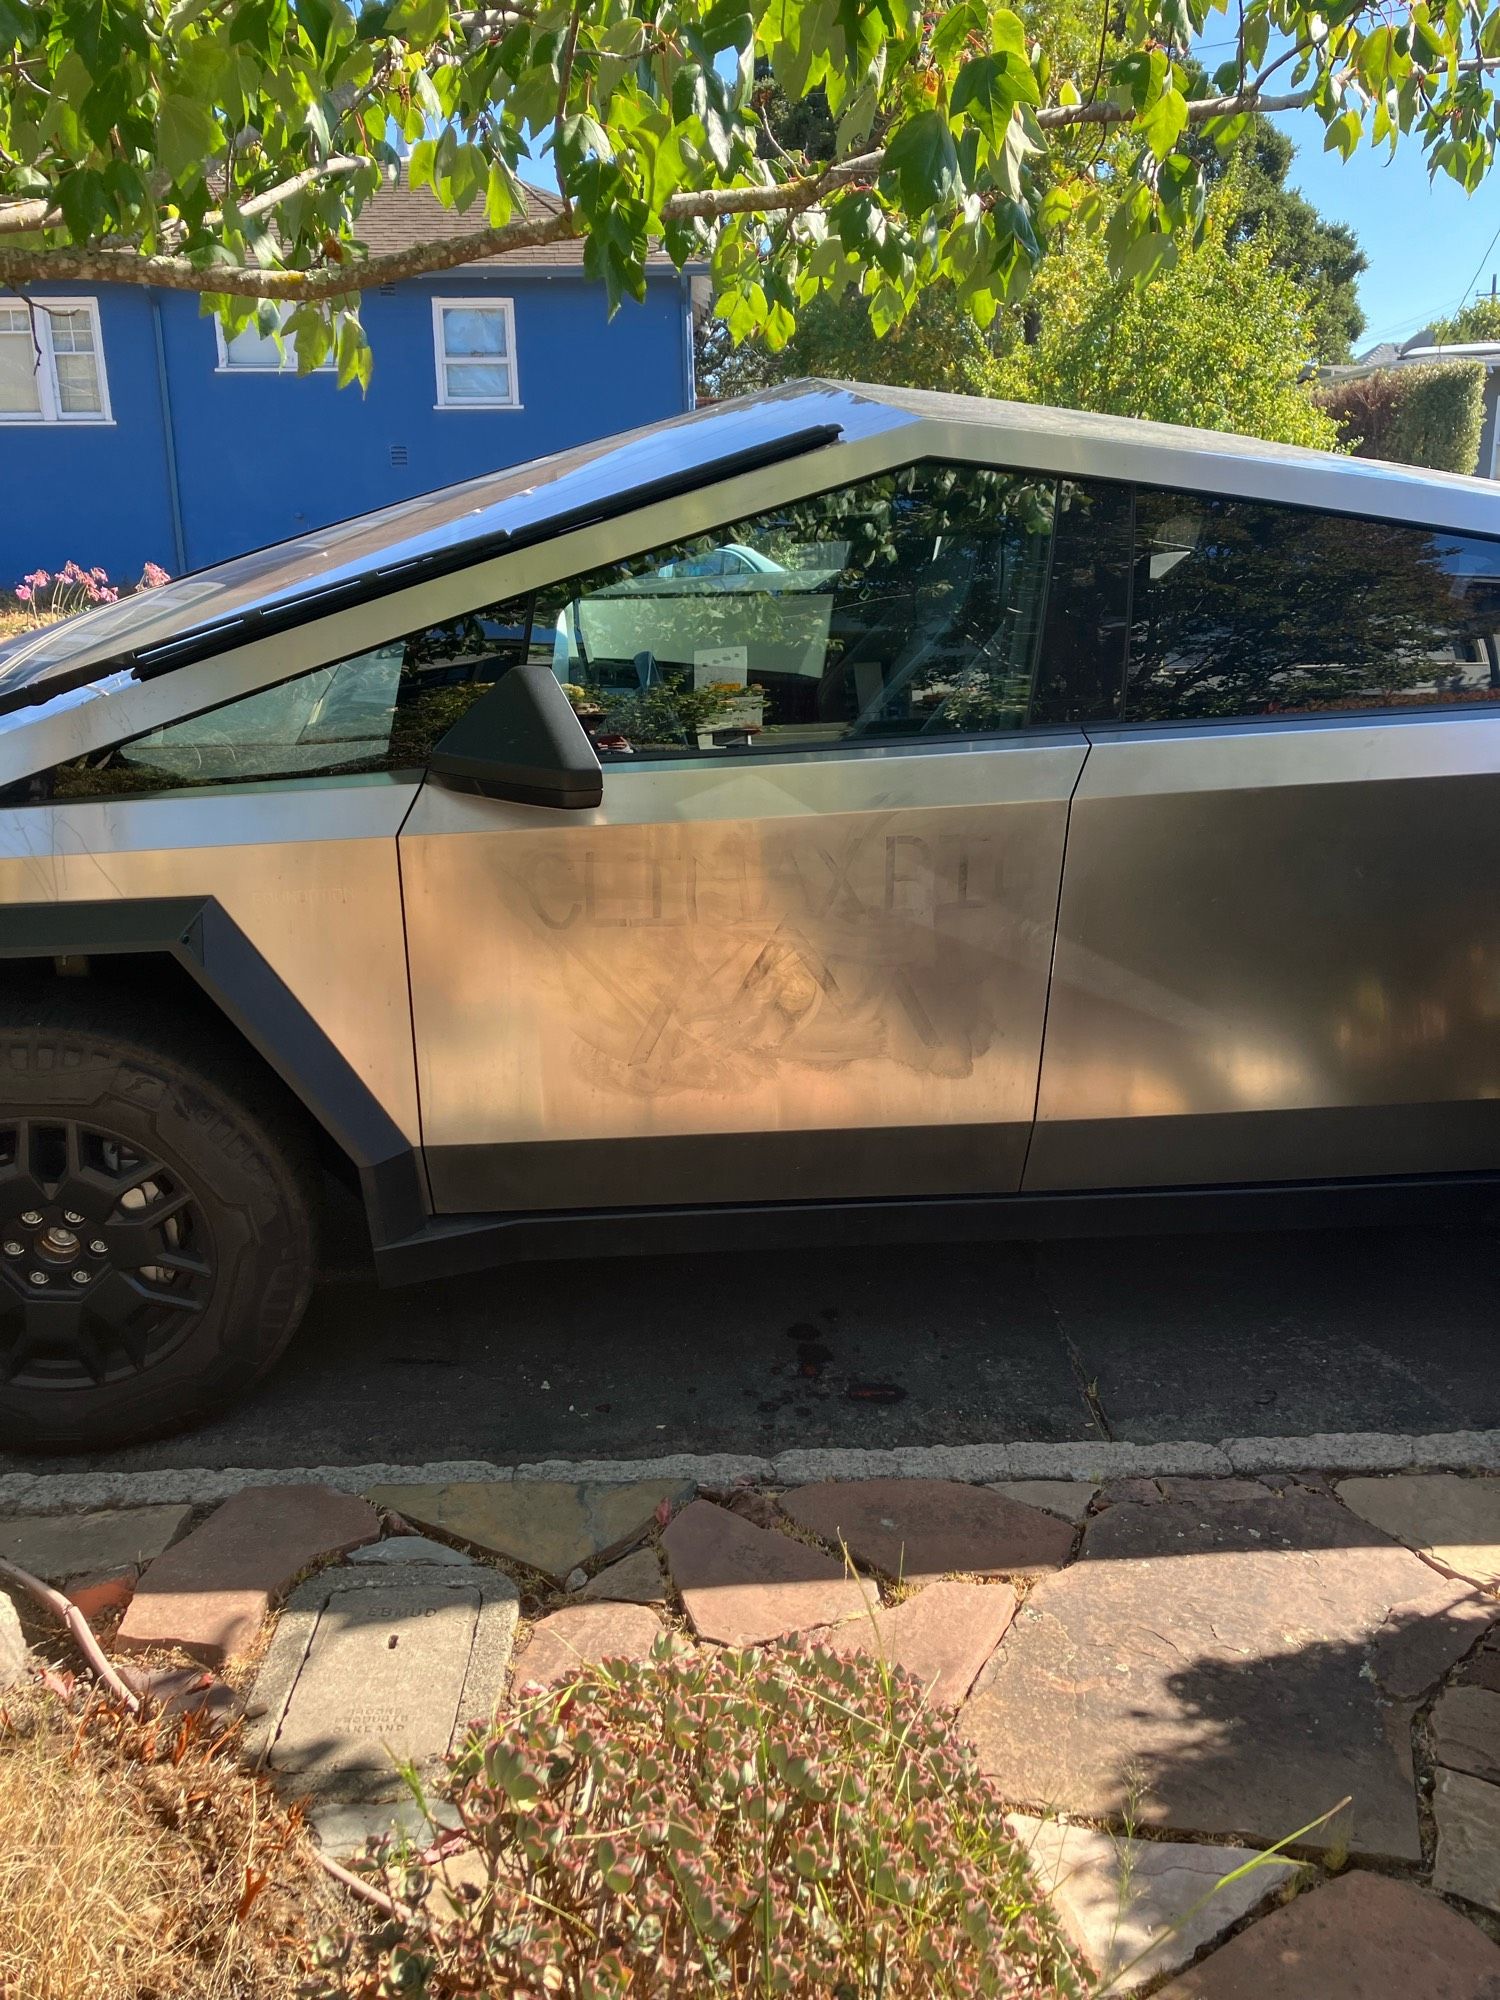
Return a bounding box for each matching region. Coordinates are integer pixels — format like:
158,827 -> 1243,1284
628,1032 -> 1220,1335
1028,713 -> 1500,1189
0,778 -> 422,1141
402,735 -> 1085,1210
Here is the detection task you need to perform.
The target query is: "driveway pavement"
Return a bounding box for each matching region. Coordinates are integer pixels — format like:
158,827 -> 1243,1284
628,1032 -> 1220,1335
4,1217 -> 1496,1473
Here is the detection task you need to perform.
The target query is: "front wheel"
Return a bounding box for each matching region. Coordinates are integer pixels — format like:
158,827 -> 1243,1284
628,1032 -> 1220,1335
0,999 -> 317,1452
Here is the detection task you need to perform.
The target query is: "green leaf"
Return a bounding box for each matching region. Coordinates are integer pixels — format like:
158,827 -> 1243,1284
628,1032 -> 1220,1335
882,109 -> 960,213
407,137 -> 438,193
993,110 -> 1040,200
335,313 -> 371,391
484,160 -> 515,228
1323,107 -> 1362,159
1137,84 -> 1187,160
929,0 -> 984,74
951,50 -> 1038,145
155,92 -> 219,182
1114,48 -> 1168,111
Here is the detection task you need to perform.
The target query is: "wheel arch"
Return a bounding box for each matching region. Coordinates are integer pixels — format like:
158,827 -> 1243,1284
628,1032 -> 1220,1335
0,898 -> 428,1247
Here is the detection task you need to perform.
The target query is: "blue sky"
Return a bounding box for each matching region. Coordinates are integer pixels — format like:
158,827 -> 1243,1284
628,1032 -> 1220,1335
1267,104 -> 1500,349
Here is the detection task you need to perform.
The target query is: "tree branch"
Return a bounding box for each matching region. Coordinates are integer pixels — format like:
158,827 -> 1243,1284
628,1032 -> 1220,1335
2,62 -> 1497,298
0,153 -> 374,240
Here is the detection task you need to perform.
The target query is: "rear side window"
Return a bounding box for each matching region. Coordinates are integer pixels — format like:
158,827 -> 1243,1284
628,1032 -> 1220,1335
1127,490 -> 1500,723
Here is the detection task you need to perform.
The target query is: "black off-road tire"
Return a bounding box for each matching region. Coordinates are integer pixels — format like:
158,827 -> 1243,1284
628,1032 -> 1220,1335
0,994 -> 318,1452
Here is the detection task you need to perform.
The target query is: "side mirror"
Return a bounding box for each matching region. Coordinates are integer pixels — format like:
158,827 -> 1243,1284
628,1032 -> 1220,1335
429,664 -> 603,810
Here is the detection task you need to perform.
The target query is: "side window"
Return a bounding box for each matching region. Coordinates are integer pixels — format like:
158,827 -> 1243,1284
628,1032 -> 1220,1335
1128,489 -> 1500,723
532,463 -> 1059,758
9,598 -> 533,804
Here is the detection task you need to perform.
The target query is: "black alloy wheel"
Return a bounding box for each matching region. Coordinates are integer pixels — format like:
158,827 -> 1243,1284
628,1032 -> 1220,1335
0,995 -> 318,1452
0,1117 -> 216,1390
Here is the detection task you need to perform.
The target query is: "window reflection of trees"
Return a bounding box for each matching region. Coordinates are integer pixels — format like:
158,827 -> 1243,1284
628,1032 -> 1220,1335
1128,494 -> 1500,722
533,464 -> 1059,751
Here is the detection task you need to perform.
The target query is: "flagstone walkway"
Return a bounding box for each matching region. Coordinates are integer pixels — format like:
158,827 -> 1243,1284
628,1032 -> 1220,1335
4,1465 -> 1499,1994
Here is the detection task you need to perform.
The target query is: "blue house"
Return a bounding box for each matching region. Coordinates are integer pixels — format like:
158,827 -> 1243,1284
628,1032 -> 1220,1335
0,173 -> 698,585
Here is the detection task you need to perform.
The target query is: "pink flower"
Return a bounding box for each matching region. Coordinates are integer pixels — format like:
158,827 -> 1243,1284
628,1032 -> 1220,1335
22,570 -> 48,588
97,586 -> 119,602
140,562 -> 170,588
13,584 -> 31,602
89,566 -> 108,582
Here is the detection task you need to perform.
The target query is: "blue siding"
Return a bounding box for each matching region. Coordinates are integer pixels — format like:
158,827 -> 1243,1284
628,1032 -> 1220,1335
0,286 -> 181,586
0,270 -> 693,585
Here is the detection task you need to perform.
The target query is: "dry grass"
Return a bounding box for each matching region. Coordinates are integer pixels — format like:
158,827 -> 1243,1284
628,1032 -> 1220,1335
0,1681 -> 353,1999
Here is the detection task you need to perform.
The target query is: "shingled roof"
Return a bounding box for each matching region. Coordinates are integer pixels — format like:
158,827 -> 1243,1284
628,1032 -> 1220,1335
354,167 -> 674,270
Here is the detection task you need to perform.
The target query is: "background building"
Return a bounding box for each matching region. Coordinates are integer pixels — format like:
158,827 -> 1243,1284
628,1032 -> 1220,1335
0,173 -> 698,582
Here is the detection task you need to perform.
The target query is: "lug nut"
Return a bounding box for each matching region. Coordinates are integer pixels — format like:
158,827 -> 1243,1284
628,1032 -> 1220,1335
2,1241 -> 22,1258
19,1211 -> 42,1227
71,1270 -> 90,1286
89,1239 -> 107,1256
28,1271 -> 48,1286
62,1211 -> 83,1226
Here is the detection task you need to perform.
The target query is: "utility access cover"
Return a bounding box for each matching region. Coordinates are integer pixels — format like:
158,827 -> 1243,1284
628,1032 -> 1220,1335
246,1562 -> 518,1806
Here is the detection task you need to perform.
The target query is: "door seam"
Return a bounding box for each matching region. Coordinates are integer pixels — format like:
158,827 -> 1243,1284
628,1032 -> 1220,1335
394,778 -> 437,1216
1018,730 -> 1091,1190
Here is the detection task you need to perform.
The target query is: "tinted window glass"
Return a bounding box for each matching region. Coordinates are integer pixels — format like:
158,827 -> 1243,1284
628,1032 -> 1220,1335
7,462 -> 1063,803
1128,490 -> 1500,723
1030,478 -> 1133,725
531,464 -> 1058,758
4,599 -> 531,803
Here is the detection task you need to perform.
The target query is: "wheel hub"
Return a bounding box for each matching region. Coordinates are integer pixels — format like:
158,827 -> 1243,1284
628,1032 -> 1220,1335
0,1117 -> 215,1391
34,1224 -> 84,1265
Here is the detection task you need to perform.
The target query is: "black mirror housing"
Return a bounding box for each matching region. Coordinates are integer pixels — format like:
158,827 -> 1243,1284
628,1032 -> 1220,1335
429,664 -> 603,809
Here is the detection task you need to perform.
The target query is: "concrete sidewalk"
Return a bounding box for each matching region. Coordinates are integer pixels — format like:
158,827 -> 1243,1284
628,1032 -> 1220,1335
3,1458 -> 1499,1994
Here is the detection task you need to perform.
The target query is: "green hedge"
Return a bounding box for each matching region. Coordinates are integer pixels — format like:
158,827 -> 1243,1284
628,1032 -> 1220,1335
1315,360 -> 1486,474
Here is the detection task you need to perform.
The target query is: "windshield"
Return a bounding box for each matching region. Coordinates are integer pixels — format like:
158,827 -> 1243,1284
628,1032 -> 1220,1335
0,384 -> 898,715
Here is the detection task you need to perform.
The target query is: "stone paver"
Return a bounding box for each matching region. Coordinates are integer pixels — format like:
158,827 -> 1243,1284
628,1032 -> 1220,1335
1154,1870 -> 1500,1998
0,1504 -> 192,1583
577,1547 -> 667,1605
825,1580 -> 1017,1711
65,1568 -> 137,1622
245,1562 -> 517,1807
1007,1814 -> 1300,1993
1433,1767 -> 1500,1912
987,1482 -> 1099,1524
1336,1473 -> 1500,1590
0,1591 -> 27,1691
1456,1628 -> 1500,1692
1432,1684 -> 1500,1783
117,1486 -> 380,1665
960,1488 -> 1496,1861
365,1479 -> 688,1583
780,1479 -> 1074,1582
661,1499 -> 871,1645
347,1536 -> 477,1567
513,1603 -> 663,1690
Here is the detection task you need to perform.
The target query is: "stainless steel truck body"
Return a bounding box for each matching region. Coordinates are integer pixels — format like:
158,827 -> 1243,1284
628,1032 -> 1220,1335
4,379 -> 1498,1446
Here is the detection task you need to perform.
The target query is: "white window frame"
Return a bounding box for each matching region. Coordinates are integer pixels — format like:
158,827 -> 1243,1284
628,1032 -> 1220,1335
0,297 -> 113,424
431,296 -> 521,410
213,311 -> 335,373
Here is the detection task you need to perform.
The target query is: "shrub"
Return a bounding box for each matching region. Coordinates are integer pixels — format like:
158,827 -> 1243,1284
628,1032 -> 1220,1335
302,1639 -> 1082,2000
1315,361 -> 1486,473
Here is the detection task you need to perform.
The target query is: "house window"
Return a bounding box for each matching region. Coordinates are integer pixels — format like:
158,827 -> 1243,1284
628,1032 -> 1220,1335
432,298 -> 518,408
215,310 -> 334,371
0,299 -> 110,422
